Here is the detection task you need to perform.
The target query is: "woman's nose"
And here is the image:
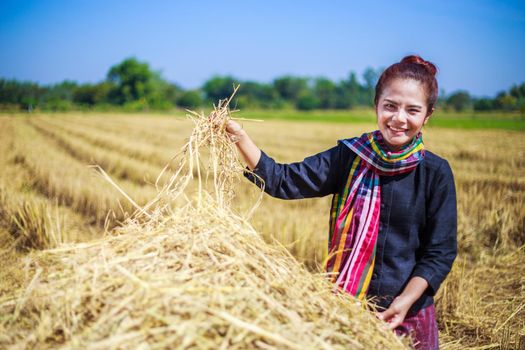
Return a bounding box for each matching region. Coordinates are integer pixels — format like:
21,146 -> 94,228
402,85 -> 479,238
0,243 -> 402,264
392,109 -> 408,123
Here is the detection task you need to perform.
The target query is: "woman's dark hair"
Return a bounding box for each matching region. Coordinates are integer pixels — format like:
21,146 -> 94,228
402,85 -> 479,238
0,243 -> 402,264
374,55 -> 438,114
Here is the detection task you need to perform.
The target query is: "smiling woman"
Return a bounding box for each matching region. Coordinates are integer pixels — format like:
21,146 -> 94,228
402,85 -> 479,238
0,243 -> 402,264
227,55 -> 457,350
374,56 -> 438,151
376,79 -> 431,150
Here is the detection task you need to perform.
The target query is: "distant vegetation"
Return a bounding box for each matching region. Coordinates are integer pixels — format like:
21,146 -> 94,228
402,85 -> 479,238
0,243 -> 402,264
1,57 -> 525,113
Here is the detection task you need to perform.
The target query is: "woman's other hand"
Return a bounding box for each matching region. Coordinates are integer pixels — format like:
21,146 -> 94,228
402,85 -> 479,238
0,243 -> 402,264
376,295 -> 411,330
376,276 -> 429,330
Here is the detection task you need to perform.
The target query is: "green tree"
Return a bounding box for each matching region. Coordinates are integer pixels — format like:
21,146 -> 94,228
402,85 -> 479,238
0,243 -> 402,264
509,83 -> 525,99
177,90 -> 202,109
162,82 -> 183,106
336,72 -> 360,109
273,76 -> 308,102
40,81 -> 78,111
509,83 -> 525,114
447,91 -> 472,112
314,78 -> 337,109
73,82 -> 112,106
436,88 -> 448,109
362,67 -> 380,106
518,98 -> 525,116
106,57 -> 156,105
0,79 -> 44,110
473,98 -> 493,111
237,81 -> 279,108
147,75 -> 177,110
296,91 -> 320,110
496,93 -> 517,111
202,76 -> 238,103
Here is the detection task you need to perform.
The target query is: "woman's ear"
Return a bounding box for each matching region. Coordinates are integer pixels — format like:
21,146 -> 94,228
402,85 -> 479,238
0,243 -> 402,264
424,108 -> 435,125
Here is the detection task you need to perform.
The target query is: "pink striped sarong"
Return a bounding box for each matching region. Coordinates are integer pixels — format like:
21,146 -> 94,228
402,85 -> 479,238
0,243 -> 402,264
395,304 -> 439,350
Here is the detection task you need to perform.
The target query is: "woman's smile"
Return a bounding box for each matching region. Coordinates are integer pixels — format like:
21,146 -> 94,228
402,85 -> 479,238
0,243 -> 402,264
387,125 -> 408,135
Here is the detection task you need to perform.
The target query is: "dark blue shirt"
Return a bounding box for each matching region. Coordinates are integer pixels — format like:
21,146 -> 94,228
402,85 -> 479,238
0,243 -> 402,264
243,138 -> 457,313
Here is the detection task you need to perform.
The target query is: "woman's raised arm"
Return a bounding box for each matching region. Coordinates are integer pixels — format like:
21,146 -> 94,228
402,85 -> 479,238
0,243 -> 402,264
226,120 -> 349,200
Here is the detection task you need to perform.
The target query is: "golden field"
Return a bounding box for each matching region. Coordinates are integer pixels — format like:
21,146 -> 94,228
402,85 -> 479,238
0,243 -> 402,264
0,112 -> 524,349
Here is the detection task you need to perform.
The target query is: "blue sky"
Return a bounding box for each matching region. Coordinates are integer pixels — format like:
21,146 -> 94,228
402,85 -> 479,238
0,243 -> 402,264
0,0 -> 524,97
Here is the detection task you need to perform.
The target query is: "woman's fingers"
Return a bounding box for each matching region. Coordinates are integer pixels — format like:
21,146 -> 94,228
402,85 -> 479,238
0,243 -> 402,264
377,304 -> 406,330
377,307 -> 396,322
226,120 -> 246,143
385,314 -> 404,330
226,120 -> 242,134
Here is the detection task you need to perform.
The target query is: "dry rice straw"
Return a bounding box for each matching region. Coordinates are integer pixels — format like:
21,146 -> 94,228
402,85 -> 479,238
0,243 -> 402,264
0,90 -> 408,349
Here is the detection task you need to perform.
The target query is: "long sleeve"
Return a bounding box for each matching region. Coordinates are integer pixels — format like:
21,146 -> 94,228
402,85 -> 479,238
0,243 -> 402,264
410,160 -> 458,295
243,145 -> 344,199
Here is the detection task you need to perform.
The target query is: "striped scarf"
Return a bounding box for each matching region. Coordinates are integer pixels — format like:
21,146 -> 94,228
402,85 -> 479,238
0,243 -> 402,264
326,130 -> 425,299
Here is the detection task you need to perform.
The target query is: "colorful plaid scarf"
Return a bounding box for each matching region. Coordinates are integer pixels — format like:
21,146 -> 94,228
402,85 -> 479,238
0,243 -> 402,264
326,130 -> 425,299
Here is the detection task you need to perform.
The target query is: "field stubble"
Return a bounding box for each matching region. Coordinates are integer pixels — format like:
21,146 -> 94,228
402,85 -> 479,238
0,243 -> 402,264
0,112 -> 524,348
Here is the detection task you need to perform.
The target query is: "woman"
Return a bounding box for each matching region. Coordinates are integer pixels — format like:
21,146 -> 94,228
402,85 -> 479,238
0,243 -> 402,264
226,55 -> 457,350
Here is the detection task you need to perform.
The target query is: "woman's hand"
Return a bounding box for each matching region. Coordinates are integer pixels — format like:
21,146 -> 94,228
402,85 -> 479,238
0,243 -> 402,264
225,119 -> 261,170
376,295 -> 412,330
376,276 -> 429,330
226,120 -> 244,142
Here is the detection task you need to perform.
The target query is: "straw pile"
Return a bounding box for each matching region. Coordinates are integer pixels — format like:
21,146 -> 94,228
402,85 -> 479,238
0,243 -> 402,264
0,93 -> 407,349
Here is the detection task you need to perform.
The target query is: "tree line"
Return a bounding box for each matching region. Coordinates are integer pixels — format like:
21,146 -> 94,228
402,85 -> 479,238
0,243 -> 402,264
1,57 -> 524,113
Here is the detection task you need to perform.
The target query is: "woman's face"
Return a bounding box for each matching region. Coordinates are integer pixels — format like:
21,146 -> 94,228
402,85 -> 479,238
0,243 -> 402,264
375,78 -> 432,151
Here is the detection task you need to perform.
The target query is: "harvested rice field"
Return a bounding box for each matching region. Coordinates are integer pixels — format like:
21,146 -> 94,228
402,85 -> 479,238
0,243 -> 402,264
0,111 -> 524,349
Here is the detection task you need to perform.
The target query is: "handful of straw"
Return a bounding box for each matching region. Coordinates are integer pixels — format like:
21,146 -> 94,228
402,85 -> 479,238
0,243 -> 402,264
0,91 -> 407,349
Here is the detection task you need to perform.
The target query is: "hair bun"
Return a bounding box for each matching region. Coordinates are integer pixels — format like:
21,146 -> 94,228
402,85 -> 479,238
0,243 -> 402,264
400,55 -> 437,76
